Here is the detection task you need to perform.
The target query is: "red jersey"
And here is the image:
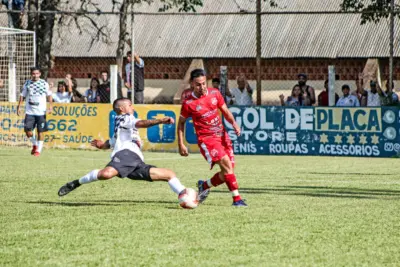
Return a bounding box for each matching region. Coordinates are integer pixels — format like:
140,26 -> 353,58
180,88 -> 226,141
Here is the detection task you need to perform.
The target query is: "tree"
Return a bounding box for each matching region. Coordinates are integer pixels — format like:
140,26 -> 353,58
340,0 -> 400,24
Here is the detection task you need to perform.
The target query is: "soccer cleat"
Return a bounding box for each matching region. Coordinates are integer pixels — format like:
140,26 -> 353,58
31,145 -> 38,155
232,199 -> 248,207
196,180 -> 210,204
33,151 -> 40,157
58,181 -> 80,197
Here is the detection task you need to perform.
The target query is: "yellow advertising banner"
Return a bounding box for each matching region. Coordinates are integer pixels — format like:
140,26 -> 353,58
0,102 -> 199,152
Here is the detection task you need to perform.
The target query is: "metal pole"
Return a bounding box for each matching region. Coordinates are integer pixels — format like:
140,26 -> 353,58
130,6 -> 135,104
256,0 -> 261,106
389,0 -> 394,92
328,66 -> 336,107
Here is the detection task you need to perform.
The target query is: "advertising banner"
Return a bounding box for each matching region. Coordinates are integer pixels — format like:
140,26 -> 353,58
224,106 -> 400,157
1,102 -> 399,157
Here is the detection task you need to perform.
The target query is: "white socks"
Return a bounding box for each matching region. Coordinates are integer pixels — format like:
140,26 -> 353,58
37,141 -> 44,153
168,177 -> 186,195
79,170 -> 99,184
30,137 -> 37,146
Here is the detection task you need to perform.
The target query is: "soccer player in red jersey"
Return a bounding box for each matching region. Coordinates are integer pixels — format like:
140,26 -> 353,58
177,69 -> 247,207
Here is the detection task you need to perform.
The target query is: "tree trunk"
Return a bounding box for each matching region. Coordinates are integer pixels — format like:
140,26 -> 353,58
36,0 -> 58,79
116,0 -> 129,76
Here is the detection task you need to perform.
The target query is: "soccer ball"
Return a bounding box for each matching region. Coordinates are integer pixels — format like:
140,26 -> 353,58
178,188 -> 199,209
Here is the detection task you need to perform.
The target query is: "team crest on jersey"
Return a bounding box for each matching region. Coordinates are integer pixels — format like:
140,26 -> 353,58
196,105 -> 202,111
210,149 -> 218,157
211,97 -> 217,106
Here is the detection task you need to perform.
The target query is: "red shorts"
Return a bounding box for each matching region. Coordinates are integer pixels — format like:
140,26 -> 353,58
198,134 -> 234,169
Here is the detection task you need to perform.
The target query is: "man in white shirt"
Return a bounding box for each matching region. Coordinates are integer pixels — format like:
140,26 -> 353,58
336,84 -> 360,107
359,80 -> 382,107
57,98 -> 194,203
17,67 -> 53,157
228,75 -> 253,106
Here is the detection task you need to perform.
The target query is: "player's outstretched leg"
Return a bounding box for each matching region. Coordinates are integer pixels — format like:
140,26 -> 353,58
58,167 -> 116,197
148,167 -> 186,196
196,172 -> 226,203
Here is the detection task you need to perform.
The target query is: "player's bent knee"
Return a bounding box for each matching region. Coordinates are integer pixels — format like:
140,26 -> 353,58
99,168 -> 116,179
219,156 -> 233,174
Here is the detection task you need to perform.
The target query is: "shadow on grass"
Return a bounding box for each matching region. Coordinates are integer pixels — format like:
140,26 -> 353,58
211,186 -> 400,200
305,172 -> 395,176
26,201 -> 119,207
25,199 -> 177,207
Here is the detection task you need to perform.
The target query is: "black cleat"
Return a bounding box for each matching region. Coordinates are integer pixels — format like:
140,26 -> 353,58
58,181 -> 80,197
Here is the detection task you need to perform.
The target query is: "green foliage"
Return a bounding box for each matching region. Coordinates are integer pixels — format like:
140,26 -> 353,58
158,0 -> 203,12
340,0 -> 400,24
1,147 -> 400,266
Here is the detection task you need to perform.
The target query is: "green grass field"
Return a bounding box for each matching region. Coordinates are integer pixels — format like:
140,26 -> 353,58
1,147 -> 400,266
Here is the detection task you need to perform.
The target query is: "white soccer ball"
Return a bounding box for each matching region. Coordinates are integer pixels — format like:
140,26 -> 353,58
178,188 -> 199,209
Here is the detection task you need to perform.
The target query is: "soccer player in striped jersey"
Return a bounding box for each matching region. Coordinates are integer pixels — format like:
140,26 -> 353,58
17,67 -> 53,157
58,98 -> 188,200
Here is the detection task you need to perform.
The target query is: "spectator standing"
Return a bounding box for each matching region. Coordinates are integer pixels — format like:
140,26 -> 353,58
336,84 -> 360,107
318,80 -> 339,106
279,84 -> 304,106
98,71 -> 111,103
84,78 -> 100,103
53,81 -> 73,103
65,73 -> 83,102
380,80 -> 399,106
16,67 -> 53,157
357,79 -> 381,107
228,75 -> 253,106
297,73 -> 315,106
125,51 -> 145,104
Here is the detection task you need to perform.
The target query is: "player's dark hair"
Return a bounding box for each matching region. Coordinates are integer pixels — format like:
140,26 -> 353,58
342,84 -> 350,90
212,78 -> 220,83
190,69 -> 206,81
30,66 -> 41,73
113,97 -> 131,112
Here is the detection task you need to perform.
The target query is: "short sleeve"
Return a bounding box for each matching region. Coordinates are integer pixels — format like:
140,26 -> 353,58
216,90 -> 225,108
354,97 -> 360,107
180,102 -> 190,119
119,114 -> 140,130
21,81 -> 28,97
45,82 -> 51,96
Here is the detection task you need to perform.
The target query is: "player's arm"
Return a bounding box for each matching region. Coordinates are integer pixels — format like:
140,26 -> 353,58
135,117 -> 174,128
17,83 -> 28,116
219,104 -> 240,136
91,139 -> 111,150
177,115 -> 189,156
46,83 -> 53,114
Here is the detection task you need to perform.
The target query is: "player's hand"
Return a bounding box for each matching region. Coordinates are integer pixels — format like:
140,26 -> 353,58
179,144 -> 189,157
91,139 -> 104,149
17,107 -> 21,116
47,106 -> 52,114
162,117 -> 174,124
279,94 -> 284,100
233,123 -> 241,136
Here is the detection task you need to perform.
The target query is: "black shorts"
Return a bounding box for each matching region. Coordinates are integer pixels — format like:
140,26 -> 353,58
24,114 -> 48,132
106,149 -> 155,181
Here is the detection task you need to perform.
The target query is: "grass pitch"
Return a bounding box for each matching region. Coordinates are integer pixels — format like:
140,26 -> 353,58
1,147 -> 400,266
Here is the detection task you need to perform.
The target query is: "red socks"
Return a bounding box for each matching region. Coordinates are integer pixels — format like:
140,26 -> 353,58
202,173 -> 224,190
224,173 -> 242,202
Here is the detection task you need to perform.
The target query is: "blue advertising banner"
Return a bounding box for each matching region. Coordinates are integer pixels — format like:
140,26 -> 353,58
224,106 -> 400,157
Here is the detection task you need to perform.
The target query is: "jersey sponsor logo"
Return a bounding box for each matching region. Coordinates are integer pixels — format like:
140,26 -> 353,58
196,105 -> 202,111
211,97 -> 217,106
